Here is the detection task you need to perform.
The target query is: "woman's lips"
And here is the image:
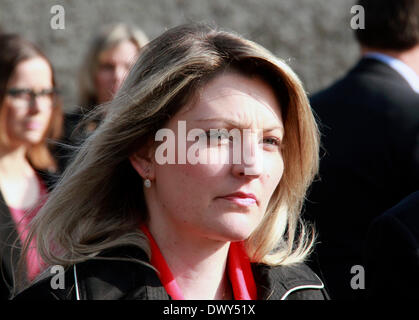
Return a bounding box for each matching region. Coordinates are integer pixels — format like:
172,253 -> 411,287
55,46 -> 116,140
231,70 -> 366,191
25,122 -> 42,130
221,196 -> 257,206
218,192 -> 258,207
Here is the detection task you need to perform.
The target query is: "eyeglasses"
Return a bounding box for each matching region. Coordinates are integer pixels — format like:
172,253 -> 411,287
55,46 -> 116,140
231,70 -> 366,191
6,88 -> 59,106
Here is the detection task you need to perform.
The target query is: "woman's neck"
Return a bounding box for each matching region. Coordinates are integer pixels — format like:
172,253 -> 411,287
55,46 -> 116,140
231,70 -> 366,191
0,145 -> 42,210
149,220 -> 233,300
0,145 -> 32,177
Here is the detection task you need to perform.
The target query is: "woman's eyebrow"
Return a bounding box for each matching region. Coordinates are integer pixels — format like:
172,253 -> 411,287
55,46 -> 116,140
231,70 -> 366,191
194,118 -> 284,132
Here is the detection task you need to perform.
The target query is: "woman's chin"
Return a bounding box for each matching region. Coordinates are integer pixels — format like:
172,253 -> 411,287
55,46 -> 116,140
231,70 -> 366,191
22,132 -> 45,145
207,219 -> 258,243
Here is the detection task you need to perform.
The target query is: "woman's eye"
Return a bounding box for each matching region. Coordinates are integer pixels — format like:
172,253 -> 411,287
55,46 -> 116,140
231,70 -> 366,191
206,130 -> 231,143
262,137 -> 280,147
16,92 -> 30,100
99,63 -> 115,72
8,89 -> 30,100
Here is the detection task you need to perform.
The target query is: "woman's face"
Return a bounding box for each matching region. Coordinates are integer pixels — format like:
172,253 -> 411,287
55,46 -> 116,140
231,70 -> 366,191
94,40 -> 139,104
2,57 -> 54,148
139,72 -> 285,243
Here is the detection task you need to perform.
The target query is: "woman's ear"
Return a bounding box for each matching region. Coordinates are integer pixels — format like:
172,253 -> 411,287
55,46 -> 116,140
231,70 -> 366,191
129,145 -> 155,180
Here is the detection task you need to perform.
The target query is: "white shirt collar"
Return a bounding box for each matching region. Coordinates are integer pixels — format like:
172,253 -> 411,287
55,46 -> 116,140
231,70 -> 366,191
363,52 -> 419,94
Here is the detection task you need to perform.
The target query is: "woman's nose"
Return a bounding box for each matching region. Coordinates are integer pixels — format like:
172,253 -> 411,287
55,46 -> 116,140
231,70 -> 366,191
113,65 -> 127,85
27,96 -> 42,114
231,131 -> 263,178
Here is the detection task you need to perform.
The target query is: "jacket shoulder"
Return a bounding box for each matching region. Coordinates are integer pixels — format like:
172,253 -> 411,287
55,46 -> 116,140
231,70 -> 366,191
13,246 -> 166,300
252,262 -> 329,300
310,58 -> 419,112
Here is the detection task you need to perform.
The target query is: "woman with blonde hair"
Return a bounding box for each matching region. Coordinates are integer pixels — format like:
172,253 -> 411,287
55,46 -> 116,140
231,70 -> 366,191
0,34 -> 63,299
79,22 -> 149,109
14,24 -> 328,300
65,23 -> 149,138
59,23 -> 149,171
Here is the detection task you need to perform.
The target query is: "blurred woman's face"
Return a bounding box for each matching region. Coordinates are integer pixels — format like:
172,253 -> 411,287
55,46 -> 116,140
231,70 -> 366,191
94,40 -> 139,104
144,72 -> 285,243
2,57 -> 54,148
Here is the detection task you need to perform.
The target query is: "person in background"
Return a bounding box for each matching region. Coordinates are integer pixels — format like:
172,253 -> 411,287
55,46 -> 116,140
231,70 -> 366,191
57,23 -> 148,170
79,23 -> 149,112
67,24 -> 148,138
13,24 -> 328,300
305,0 -> 419,300
366,190 -> 419,299
0,34 -> 63,299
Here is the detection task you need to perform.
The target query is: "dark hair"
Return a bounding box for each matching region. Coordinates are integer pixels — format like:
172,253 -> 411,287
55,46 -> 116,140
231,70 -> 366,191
354,0 -> 419,51
0,34 -> 63,170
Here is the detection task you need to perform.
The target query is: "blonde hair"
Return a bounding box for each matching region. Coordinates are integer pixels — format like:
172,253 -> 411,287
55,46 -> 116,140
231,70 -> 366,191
78,22 -> 149,109
18,23 -> 319,291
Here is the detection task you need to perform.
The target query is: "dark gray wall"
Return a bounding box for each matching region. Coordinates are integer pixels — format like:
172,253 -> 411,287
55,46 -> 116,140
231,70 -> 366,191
0,0 -> 359,111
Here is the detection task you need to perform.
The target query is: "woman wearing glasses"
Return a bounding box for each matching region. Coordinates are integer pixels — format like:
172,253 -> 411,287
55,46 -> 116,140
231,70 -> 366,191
0,34 -> 63,299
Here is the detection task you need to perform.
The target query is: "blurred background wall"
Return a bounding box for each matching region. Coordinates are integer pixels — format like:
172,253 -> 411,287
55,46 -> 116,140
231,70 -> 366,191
0,0 -> 359,112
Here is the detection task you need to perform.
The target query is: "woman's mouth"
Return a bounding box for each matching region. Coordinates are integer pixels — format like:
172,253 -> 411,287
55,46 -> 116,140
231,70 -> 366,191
25,121 -> 42,130
217,192 -> 258,207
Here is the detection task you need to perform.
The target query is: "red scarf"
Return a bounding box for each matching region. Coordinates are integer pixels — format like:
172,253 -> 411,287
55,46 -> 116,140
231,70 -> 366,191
140,224 -> 257,300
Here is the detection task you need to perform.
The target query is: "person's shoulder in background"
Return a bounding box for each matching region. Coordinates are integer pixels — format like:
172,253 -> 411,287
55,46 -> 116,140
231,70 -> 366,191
366,191 -> 419,299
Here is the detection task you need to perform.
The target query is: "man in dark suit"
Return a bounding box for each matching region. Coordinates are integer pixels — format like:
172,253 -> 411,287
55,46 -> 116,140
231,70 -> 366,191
365,191 -> 419,299
306,0 -> 419,300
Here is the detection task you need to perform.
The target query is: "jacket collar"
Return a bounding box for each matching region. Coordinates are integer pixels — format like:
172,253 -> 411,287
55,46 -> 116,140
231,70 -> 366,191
349,57 -> 415,91
362,53 -> 419,93
71,246 -> 324,300
72,246 -> 171,300
252,262 -> 325,300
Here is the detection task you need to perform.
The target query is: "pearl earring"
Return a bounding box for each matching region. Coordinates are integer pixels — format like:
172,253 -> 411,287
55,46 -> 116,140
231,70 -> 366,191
144,179 -> 151,188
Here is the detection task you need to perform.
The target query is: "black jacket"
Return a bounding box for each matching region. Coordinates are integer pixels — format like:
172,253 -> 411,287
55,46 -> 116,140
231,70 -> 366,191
13,246 -> 329,300
366,191 -> 419,299
0,169 -> 57,300
305,57 -> 419,300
